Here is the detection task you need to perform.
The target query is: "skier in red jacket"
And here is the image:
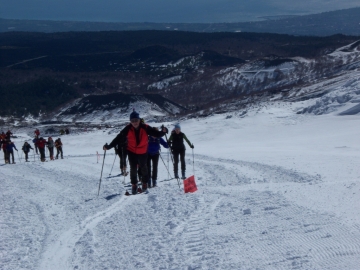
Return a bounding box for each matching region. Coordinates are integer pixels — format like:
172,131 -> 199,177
36,137 -> 47,162
103,110 -> 168,194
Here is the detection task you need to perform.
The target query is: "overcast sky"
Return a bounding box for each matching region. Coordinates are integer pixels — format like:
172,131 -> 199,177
0,0 -> 359,23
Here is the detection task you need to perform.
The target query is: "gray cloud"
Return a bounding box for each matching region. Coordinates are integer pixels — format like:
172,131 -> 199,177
0,0 -> 359,22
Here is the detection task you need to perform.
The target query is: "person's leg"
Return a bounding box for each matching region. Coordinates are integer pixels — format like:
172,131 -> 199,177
180,150 -> 186,178
173,150 -> 180,178
124,151 -> 128,172
137,153 -> 148,190
40,148 -> 45,161
147,155 -> 152,187
56,148 -> 59,159
152,154 -> 159,186
60,147 -> 63,158
25,151 -> 28,161
49,147 -> 53,160
119,153 -> 123,173
10,151 -> 15,163
127,151 -> 139,186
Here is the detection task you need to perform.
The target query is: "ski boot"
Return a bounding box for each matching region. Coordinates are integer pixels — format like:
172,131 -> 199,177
131,184 -> 138,195
181,171 -> 186,180
142,182 -> 148,193
174,172 -> 179,179
152,179 -> 157,187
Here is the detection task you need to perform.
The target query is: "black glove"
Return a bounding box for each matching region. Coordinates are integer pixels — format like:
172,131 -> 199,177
103,143 -> 109,150
16,149 -> 18,151
190,144 -> 194,149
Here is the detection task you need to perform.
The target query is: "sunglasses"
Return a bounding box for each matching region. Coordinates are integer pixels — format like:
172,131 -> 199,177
130,119 -> 140,123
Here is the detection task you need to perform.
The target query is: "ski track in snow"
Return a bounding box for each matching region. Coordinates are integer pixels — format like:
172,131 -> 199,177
1,152 -> 360,269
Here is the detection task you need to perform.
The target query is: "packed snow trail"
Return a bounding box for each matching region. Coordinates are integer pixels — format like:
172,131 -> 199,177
2,107 -> 360,270
2,150 -> 360,270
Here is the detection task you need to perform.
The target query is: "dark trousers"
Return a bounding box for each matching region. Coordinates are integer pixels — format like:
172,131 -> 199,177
56,147 -> 63,158
3,150 -> 7,162
117,148 -> 128,170
127,151 -> 148,185
39,147 -> 45,161
147,154 -> 159,184
24,151 -> 29,161
173,149 -> 186,174
7,151 -> 15,163
48,147 -> 54,159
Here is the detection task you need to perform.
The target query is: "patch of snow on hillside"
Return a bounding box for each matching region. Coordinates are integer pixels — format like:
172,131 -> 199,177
293,70 -> 360,115
147,75 -> 182,90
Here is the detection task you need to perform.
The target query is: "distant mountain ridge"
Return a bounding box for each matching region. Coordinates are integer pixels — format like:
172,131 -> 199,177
1,7 -> 360,36
0,30 -> 359,123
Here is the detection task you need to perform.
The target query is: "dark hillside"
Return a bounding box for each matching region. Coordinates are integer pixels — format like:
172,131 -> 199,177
0,30 -> 359,117
1,31 -> 357,69
0,77 -> 79,116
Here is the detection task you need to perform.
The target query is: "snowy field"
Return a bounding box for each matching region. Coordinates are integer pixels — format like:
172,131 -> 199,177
1,101 -> 360,270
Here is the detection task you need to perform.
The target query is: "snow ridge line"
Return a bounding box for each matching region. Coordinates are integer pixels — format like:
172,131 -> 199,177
193,154 -> 322,184
39,196 -> 129,270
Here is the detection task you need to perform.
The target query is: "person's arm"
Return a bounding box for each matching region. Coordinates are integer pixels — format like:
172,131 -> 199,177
145,125 -> 168,137
104,126 -> 128,150
14,144 -> 18,151
183,134 -> 194,148
160,138 -> 169,148
167,134 -> 173,148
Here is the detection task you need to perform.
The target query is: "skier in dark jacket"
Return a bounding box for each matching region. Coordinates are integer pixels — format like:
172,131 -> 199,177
6,130 -> 12,140
55,138 -> 63,159
22,142 -> 33,162
6,140 -> 18,164
103,110 -> 168,194
168,124 -> 194,179
147,128 -> 168,187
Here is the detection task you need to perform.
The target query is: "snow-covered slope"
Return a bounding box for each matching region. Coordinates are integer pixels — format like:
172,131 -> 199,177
1,97 -> 360,269
52,93 -> 185,124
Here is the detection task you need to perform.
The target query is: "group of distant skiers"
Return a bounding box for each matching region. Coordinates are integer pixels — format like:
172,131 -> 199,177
31,129 -> 64,161
2,111 -> 194,195
103,110 -> 194,195
0,128 -> 64,164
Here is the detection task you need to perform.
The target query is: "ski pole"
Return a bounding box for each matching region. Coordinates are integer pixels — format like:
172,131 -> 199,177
164,132 -> 181,188
109,152 -> 116,176
122,147 -> 126,185
97,148 -> 107,196
159,153 -> 172,180
167,146 -> 170,180
192,148 -> 195,178
16,150 -> 21,164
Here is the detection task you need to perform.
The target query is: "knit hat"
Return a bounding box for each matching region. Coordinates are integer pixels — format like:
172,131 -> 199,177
174,124 -> 181,129
130,110 -> 140,120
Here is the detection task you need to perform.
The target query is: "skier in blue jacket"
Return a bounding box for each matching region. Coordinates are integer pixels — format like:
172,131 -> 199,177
6,140 -> 18,164
147,127 -> 169,187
